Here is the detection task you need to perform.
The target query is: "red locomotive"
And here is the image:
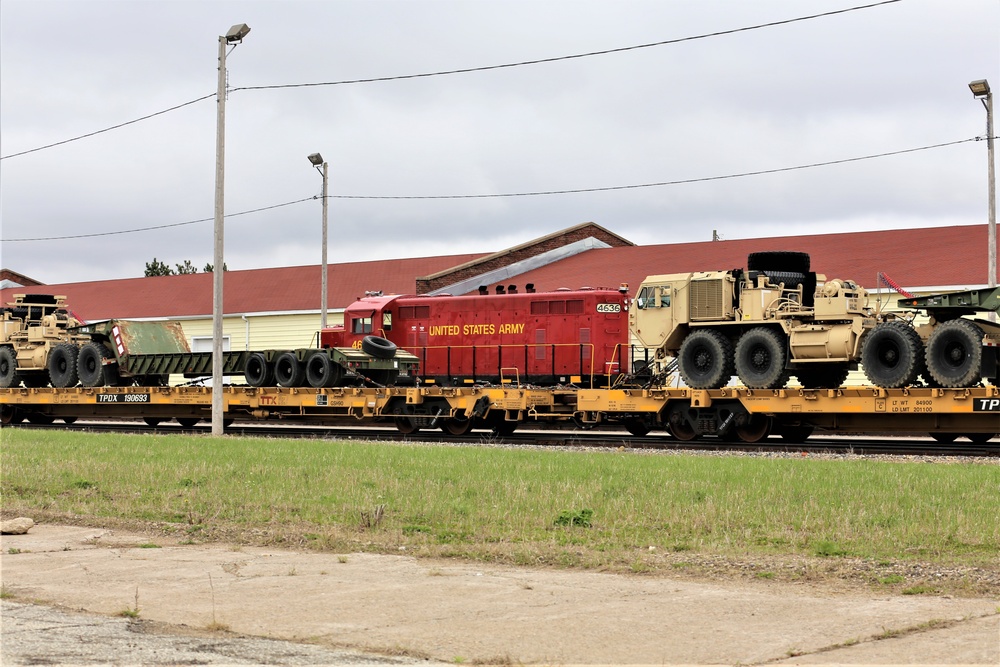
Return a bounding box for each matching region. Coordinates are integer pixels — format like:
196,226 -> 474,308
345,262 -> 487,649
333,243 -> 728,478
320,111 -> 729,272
320,283 -> 632,388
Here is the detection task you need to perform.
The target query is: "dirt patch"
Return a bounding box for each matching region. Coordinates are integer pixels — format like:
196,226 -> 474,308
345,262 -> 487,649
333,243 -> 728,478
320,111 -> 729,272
2,523 -> 998,665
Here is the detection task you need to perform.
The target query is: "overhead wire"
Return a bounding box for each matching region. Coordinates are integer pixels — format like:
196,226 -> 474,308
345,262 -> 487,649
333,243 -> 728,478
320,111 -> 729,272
2,136 -> 977,242
0,0 -> 901,160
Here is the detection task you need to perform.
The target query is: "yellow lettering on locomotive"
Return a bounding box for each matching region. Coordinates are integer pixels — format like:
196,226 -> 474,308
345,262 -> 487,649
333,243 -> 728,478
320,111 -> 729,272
352,340 -> 362,349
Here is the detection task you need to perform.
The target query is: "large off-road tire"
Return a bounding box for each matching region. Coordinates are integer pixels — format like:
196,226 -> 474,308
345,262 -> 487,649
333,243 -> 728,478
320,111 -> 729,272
794,364 -> 850,389
244,352 -> 274,387
925,319 -> 984,388
305,352 -> 342,388
734,327 -> 789,389
48,343 -> 80,388
274,351 -> 305,388
77,342 -> 117,387
861,321 -> 923,388
361,335 -> 397,360
678,330 -> 734,389
0,346 -> 18,388
746,251 -> 810,274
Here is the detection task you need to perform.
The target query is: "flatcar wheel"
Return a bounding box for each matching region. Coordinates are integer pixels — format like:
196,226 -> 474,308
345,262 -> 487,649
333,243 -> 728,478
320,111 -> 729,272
668,420 -> 698,441
622,417 -> 652,437
27,413 -> 56,425
144,417 -> 163,427
735,415 -> 771,443
441,417 -> 474,436
966,432 -> 995,444
1,405 -> 23,425
176,417 -> 200,428
930,432 -> 958,443
778,425 -> 814,444
394,416 -> 420,434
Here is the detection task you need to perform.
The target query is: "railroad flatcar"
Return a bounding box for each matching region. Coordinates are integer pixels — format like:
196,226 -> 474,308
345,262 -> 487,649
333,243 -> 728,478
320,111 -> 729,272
320,284 -> 632,388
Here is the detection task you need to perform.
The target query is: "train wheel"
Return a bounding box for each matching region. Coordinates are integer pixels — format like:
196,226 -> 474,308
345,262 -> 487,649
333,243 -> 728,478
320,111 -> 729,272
61,417 -> 77,424
0,347 -> 19,388
305,352 -> 341,388
441,417 -> 474,436
176,417 -> 200,428
26,413 -> 56,425
861,321 -> 923,388
361,335 -> 397,360
678,330 -> 734,389
274,352 -> 305,387
143,417 -> 163,427
622,417 -> 652,437
48,343 -> 80,388
925,319 -> 984,388
735,415 -> 771,443
394,416 -> 420,434
668,420 -> 698,441
1,405 -> 23,425
967,433 -> 995,444
930,432 -> 958,443
735,328 -> 788,389
776,424 -> 814,444
794,364 -> 850,389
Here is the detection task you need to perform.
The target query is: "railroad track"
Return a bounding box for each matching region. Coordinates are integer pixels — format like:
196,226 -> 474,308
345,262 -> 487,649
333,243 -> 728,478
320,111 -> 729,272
11,419 -> 1000,458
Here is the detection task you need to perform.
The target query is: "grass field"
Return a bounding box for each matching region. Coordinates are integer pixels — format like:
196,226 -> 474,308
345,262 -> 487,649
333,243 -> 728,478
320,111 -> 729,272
2,429 -> 998,584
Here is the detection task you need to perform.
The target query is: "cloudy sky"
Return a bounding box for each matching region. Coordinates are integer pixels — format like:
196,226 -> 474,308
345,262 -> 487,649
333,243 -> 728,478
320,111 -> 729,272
1,0 -> 997,286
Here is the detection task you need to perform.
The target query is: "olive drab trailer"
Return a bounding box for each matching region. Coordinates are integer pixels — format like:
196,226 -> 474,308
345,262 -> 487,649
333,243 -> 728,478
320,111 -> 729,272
0,294 -> 418,389
629,252 -> 1000,391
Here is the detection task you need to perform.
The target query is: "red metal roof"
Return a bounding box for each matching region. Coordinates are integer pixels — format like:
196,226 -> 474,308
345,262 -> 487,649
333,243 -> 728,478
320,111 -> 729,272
2,225 -> 992,321
1,253 -> 484,322
500,225 -> 993,296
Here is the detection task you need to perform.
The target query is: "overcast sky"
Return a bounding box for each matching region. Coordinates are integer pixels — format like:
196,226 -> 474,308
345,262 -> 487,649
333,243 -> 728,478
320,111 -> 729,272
1,0 -> 997,286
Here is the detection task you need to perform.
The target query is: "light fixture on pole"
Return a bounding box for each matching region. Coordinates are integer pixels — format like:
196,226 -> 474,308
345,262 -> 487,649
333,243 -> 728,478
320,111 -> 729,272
969,79 -> 996,291
212,22 -> 250,437
308,152 -> 329,331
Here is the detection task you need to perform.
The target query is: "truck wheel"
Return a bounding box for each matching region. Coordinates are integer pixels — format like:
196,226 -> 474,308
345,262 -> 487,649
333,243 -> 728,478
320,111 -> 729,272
244,352 -> 273,387
794,364 -> 850,389
0,347 -> 18,388
925,319 -> 984,388
361,335 -> 397,359
734,328 -> 788,389
678,330 -> 734,389
78,342 -> 117,387
746,251 -> 810,274
48,343 -> 80,388
274,352 -> 305,387
305,352 -> 341,388
861,321 -> 923,388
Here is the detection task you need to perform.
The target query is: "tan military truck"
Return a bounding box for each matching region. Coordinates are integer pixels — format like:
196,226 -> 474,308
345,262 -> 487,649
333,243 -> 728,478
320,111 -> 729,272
0,294 -> 91,388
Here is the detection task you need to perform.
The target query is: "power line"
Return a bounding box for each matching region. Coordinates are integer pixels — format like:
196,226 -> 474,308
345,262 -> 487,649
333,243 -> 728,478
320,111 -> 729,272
0,94 -> 216,161
331,138 -> 978,199
0,0 -> 901,160
2,137 -> 974,242
239,1 -> 900,92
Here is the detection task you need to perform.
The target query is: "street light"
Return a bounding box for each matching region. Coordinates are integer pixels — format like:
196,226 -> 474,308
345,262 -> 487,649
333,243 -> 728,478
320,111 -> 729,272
969,79 -> 996,291
308,152 -> 329,330
212,22 -> 250,437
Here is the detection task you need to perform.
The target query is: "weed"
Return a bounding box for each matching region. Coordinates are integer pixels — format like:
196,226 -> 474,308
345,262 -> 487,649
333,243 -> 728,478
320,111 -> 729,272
878,575 -> 904,585
7,548 -> 21,555
814,540 -> 848,557
554,508 -> 593,527
360,504 -> 386,530
138,543 -> 160,549
902,584 -> 937,595
119,587 -> 140,618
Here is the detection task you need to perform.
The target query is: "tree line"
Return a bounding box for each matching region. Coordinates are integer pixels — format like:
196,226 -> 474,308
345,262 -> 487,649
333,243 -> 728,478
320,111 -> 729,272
144,259 -> 227,276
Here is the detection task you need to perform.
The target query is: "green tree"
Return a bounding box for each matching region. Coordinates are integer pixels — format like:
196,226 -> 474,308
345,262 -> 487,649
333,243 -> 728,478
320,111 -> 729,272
175,260 -> 198,275
144,258 -> 173,277
203,262 -> 228,272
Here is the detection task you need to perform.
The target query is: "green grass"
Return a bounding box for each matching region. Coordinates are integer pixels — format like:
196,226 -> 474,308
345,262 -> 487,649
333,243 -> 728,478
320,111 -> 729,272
2,429 -> 998,573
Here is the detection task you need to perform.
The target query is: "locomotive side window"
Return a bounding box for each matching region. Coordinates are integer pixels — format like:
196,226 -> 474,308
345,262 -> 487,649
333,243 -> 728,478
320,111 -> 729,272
567,300 -> 584,314
550,300 -> 565,314
530,301 -> 548,315
352,316 -> 373,334
382,312 -> 392,331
